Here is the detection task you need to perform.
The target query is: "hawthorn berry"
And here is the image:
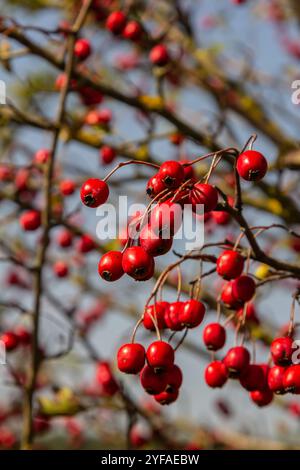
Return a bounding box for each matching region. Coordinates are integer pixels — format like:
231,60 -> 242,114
223,346 -> 250,378
211,210 -> 231,225
180,160 -> 195,181
106,11 -> 127,35
189,183 -> 218,213
231,275 -> 256,302
236,302 -> 259,324
77,234 -> 95,253
123,20 -> 143,41
85,108 -> 112,126
283,365 -> 300,394
146,341 -> 175,370
60,179 -> 76,196
53,260 -> 69,278
180,299 -> 206,328
154,389 -> 179,405
117,343 -> 145,374
139,224 -> 173,257
267,365 -> 286,394
221,280 -> 242,309
143,302 -> 168,330
20,210 -> 41,231
34,148 -> 50,165
122,246 -> 154,281
146,174 -> 165,198
1,332 -> 19,351
74,38 -> 91,61
250,389 -> 273,407
164,301 -> 185,331
15,327 -> 31,346
204,361 -> 228,388
239,364 -> 265,391
129,425 -> 149,448
0,164 -> 13,181
140,365 -> 168,394
101,146 -> 116,165
96,362 -> 119,396
150,200 -> 182,237
56,229 -> 73,248
164,364 -> 183,392
158,160 -> 184,189
98,251 -> 124,281
236,150 -> 268,182
203,323 -> 226,351
79,86 -> 103,106
270,336 -> 294,366
216,250 -> 244,280
149,44 -> 170,66
80,178 -> 109,208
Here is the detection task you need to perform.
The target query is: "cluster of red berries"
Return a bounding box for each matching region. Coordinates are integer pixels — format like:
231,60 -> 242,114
0,328 -> 31,352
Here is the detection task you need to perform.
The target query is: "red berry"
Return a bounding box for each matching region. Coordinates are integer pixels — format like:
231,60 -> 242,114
250,389 -> 273,407
122,246 -> 154,281
98,251 -> 124,281
164,364 -> 183,392
60,179 -> 76,196
117,343 -> 145,374
79,86 -> 103,106
149,44 -> 170,66
223,346 -> 250,378
140,365 -> 168,394
80,178 -> 109,208
203,323 -> 226,351
146,174 -> 166,198
236,302 -> 259,324
74,38 -> 91,61
77,234 -> 95,253
270,336 -> 294,366
1,331 -> 19,351
267,365 -> 286,394
180,299 -> 206,328
205,361 -> 228,388
123,20 -> 143,41
154,389 -> 179,405
0,164 -> 13,181
216,250 -> 244,280
146,341 -> 174,370
189,183 -> 218,213
221,280 -> 242,309
139,224 -> 173,257
15,327 -> 31,346
236,150 -> 268,182
101,146 -> 116,164
96,362 -> 119,396
20,210 -> 41,231
283,365 -> 300,394
53,260 -> 69,278
85,108 -> 112,126
150,200 -> 182,237
56,229 -> 73,248
212,210 -> 231,225
129,425 -> 149,448
231,275 -> 256,302
106,11 -> 127,34
164,301 -> 185,331
158,160 -> 184,189
143,302 -> 168,330
239,364 -> 265,391
34,148 -> 50,165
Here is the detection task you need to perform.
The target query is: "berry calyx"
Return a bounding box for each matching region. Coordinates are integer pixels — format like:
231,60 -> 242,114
216,250 -> 244,280
203,323 -> 226,351
117,343 -> 145,374
179,299 -> 206,328
146,341 -> 175,370
236,150 -> 268,181
98,251 -> 124,282
122,246 -> 154,281
80,178 -> 109,208
270,336 -> 294,366
223,346 -> 250,378
205,361 -> 228,388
